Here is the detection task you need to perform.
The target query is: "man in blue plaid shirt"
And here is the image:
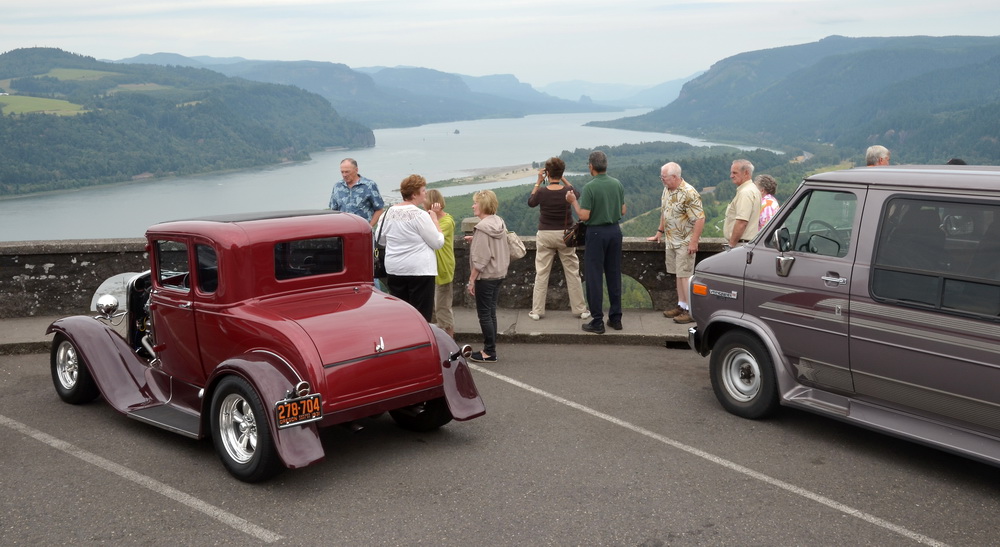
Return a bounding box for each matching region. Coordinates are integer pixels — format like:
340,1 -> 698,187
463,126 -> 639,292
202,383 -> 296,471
328,158 -> 385,227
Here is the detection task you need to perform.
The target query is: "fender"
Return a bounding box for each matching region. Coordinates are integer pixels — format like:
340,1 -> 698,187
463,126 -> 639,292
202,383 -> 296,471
210,353 -> 325,470
430,325 -> 486,421
47,316 -> 155,413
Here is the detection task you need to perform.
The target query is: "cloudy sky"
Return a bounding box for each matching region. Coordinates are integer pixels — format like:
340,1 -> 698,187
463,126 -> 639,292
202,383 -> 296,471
4,0 -> 999,87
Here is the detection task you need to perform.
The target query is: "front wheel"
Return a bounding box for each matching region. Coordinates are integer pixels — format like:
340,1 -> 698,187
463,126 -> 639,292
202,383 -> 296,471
210,376 -> 282,483
51,334 -> 100,404
709,330 -> 779,419
389,398 -> 453,432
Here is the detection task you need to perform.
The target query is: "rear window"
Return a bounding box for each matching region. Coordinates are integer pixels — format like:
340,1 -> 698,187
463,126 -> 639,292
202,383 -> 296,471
274,237 -> 344,280
872,197 -> 1000,317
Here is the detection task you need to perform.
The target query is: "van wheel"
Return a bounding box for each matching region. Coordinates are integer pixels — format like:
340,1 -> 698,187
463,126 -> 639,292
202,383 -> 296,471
51,334 -> 100,404
710,331 -> 778,419
210,376 -> 282,483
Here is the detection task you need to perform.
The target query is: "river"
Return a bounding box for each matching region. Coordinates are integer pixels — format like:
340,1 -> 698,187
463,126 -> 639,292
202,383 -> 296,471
0,109 -> 753,241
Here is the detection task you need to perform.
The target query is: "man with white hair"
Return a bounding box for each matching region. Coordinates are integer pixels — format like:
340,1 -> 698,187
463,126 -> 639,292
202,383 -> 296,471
723,159 -> 762,248
647,162 -> 704,324
866,145 -> 891,166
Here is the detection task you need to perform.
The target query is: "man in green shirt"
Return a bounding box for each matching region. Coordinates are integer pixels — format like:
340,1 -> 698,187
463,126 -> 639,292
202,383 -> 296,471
567,150 -> 627,334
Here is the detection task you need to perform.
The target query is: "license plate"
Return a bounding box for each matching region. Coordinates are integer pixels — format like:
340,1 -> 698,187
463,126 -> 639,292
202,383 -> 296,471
274,394 -> 323,429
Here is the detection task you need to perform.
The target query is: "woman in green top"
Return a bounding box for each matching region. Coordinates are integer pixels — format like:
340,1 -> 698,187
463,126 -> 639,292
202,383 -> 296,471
426,189 -> 456,338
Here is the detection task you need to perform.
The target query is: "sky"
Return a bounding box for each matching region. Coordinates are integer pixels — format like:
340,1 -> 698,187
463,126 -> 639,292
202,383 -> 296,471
4,0 -> 1000,88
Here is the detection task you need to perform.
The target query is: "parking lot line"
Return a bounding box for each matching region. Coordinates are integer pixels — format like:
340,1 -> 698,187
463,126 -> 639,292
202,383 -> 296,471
0,414 -> 283,543
471,365 -> 948,547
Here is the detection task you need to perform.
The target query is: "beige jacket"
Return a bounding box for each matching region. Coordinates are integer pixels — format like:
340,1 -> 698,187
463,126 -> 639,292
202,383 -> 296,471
470,214 -> 511,280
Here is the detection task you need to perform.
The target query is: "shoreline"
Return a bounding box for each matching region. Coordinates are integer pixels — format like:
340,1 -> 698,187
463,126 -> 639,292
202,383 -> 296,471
427,164 -> 534,189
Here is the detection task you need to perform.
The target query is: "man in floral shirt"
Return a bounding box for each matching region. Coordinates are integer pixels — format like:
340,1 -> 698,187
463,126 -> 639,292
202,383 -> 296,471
647,162 -> 705,324
328,158 -> 385,227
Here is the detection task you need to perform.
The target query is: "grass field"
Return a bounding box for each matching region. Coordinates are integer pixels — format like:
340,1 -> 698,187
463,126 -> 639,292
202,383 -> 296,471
45,68 -> 122,80
0,95 -> 85,115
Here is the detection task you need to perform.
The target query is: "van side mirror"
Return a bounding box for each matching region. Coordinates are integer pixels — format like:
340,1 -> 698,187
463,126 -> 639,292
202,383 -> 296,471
777,227 -> 792,252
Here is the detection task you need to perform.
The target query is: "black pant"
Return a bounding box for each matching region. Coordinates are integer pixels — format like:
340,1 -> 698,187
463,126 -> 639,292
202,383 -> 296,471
474,278 -> 503,356
387,275 -> 436,321
583,223 -> 623,324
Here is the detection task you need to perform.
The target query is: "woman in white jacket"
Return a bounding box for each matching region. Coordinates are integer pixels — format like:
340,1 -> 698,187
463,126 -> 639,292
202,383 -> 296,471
375,174 -> 444,321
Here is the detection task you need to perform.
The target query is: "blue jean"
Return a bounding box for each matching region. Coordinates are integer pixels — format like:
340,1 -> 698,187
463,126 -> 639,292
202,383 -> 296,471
474,278 -> 503,356
583,224 -> 623,324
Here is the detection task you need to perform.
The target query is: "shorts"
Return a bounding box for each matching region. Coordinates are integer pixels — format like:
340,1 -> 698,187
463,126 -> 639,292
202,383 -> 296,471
665,245 -> 695,277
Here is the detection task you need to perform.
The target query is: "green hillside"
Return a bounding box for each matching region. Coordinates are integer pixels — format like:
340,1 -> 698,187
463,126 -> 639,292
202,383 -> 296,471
592,35 -> 1000,165
0,48 -> 374,196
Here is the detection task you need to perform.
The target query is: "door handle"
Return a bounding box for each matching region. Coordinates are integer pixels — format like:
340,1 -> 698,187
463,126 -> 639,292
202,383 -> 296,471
179,302 -> 192,309
821,275 -> 847,285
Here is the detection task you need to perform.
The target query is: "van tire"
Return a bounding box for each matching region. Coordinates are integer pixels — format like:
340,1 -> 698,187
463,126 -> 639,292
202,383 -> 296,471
710,330 -> 779,419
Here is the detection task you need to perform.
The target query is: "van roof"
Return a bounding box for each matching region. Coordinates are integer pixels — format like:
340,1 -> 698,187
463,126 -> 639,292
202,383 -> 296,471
806,165 -> 1000,192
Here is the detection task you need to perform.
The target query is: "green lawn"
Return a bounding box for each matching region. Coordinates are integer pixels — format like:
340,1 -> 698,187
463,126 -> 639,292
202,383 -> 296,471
0,95 -> 85,115
45,68 -> 122,81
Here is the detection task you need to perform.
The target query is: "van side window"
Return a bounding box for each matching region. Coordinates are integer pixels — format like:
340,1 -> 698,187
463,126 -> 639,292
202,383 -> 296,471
872,198 -> 1000,316
769,190 -> 856,258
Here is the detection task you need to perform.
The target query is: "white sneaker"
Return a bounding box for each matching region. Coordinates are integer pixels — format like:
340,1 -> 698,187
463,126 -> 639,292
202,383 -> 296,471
528,312 -> 541,320
579,311 -> 592,320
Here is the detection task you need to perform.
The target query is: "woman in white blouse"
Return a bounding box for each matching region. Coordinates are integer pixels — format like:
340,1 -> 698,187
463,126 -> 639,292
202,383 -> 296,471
374,174 -> 444,320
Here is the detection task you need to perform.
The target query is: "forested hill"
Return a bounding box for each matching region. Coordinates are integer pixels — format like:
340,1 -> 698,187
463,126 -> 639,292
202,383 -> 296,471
591,35 -> 1000,165
0,48 -> 374,197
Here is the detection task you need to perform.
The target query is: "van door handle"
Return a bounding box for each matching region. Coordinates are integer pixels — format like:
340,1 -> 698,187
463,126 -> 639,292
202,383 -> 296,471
821,274 -> 847,285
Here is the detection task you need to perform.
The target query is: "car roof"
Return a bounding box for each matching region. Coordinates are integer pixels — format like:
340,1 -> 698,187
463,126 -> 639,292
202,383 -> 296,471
146,210 -> 372,245
805,165 -> 1000,193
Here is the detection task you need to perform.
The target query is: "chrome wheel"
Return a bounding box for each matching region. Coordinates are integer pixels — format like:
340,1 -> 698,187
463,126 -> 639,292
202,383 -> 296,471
720,346 -> 761,403
218,393 -> 258,464
54,339 -> 80,391
709,330 -> 779,419
50,333 -> 99,404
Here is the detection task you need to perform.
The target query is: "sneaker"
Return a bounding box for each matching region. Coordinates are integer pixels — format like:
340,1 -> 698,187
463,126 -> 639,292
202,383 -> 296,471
663,307 -> 684,318
581,321 -> 605,334
579,311 -> 592,320
673,312 -> 694,324
469,351 -> 498,363
528,312 -> 541,321
608,320 -> 623,330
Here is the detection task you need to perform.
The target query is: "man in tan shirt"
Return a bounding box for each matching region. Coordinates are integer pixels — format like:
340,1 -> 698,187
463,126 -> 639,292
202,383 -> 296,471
723,159 -> 762,248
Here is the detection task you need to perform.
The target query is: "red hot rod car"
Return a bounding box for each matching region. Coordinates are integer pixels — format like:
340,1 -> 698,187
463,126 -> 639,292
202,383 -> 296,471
47,210 -> 485,482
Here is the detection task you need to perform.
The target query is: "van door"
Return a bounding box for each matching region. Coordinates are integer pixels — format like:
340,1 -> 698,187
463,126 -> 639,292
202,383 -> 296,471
850,195 -> 1000,434
742,188 -> 863,394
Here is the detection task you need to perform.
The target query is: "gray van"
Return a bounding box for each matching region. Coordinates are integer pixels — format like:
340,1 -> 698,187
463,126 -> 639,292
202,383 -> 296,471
689,165 -> 1000,466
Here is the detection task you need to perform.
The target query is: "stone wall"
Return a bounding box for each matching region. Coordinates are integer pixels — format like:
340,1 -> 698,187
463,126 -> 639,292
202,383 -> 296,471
0,236 -> 726,318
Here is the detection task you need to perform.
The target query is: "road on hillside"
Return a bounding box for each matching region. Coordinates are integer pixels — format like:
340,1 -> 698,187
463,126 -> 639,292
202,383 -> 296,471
2,345 -> 999,545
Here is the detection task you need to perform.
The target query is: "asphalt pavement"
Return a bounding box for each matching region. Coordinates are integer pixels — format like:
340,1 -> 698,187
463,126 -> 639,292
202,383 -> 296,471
0,307 -> 691,355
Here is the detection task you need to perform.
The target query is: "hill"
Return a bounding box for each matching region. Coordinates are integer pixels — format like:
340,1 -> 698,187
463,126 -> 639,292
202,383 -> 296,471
591,35 -> 1000,164
116,55 -> 619,129
0,48 -> 373,196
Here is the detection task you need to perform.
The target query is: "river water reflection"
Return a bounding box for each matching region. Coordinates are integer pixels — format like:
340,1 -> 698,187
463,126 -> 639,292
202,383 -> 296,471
1,109 -> 753,241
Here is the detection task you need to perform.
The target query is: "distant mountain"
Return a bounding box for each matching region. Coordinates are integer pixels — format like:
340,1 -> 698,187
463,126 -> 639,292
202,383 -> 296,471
0,47 -> 373,196
118,55 -> 618,129
591,35 -> 1000,164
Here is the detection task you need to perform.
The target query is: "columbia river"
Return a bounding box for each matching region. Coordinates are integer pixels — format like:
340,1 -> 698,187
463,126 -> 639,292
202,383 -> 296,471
0,109 -> 753,241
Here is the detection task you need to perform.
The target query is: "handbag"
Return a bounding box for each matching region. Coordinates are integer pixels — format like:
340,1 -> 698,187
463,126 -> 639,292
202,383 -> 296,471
507,230 -> 526,260
562,206 -> 586,247
373,210 -> 389,277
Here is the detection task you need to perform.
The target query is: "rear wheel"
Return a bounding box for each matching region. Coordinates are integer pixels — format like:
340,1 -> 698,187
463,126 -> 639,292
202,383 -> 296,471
51,334 -> 100,404
709,330 -> 779,419
389,398 -> 453,432
210,376 -> 282,483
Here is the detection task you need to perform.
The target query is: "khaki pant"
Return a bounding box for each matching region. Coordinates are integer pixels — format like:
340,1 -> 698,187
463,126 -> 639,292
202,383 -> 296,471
531,230 -> 588,316
432,282 -> 454,331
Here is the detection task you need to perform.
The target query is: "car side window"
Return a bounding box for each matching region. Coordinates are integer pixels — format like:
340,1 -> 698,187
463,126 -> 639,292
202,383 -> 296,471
274,237 -> 344,280
156,240 -> 190,291
769,190 -> 857,258
196,244 -> 218,293
872,197 -> 1000,316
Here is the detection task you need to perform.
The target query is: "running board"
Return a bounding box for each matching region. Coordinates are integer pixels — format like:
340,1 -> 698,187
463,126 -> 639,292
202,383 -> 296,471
127,405 -> 201,439
784,388 -> 1000,467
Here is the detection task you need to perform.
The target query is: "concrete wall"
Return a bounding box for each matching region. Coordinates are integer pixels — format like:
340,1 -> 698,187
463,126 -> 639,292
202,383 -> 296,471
0,236 -> 726,319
